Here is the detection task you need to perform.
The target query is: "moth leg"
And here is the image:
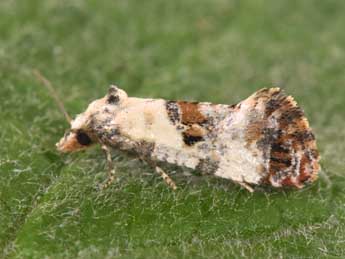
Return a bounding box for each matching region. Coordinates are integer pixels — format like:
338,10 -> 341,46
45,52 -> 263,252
100,144 -> 116,190
236,180 -> 254,193
138,152 -> 177,190
155,166 -> 177,190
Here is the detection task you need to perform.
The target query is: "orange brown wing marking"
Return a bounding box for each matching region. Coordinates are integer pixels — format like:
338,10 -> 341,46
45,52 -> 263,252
166,101 -> 210,146
184,124 -> 207,137
182,124 -> 208,146
245,119 -> 266,148
178,101 -> 207,125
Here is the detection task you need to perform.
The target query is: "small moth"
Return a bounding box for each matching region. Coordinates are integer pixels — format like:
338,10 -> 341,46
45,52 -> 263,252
35,71 -> 320,192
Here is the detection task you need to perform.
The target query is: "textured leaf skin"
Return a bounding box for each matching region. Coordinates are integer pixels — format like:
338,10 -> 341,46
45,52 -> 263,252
1,0 -> 345,258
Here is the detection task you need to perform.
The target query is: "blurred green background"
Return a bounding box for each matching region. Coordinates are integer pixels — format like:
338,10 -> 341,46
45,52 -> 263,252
1,0 -> 345,258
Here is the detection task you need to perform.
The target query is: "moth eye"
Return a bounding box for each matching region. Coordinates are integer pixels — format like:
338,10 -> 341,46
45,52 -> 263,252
76,130 -> 92,146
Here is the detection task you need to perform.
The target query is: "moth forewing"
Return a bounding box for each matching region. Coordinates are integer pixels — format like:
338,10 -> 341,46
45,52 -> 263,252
48,81 -> 319,192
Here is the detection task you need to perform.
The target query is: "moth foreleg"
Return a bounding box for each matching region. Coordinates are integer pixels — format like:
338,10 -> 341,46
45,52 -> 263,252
155,166 -> 177,190
101,144 -> 116,190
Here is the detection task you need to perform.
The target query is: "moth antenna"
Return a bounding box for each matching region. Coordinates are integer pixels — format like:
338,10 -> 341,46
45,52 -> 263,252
33,69 -> 72,123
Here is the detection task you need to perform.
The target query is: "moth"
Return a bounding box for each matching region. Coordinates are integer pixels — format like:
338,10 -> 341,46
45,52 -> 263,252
35,71 -> 320,192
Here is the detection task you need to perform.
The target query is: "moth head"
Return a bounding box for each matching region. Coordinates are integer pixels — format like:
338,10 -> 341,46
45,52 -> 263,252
56,85 -> 128,153
56,129 -> 94,153
56,98 -> 100,153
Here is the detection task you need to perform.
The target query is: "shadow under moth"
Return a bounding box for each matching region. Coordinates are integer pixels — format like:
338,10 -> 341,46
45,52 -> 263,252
34,70 -> 320,192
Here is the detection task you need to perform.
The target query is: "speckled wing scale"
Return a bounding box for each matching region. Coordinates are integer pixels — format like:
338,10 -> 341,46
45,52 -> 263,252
237,88 -> 319,188
56,85 -> 320,192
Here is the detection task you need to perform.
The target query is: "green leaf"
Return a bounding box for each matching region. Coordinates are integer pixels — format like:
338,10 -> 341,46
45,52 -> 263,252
1,0 -> 345,258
